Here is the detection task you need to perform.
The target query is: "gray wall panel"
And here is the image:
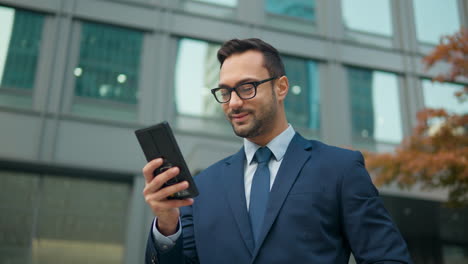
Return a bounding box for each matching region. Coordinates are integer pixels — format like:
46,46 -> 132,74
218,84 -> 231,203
74,0 -> 157,31
0,112 -> 41,160
340,44 -> 405,73
169,13 -> 248,41
258,31 -> 328,60
0,0 -> 60,12
54,120 -> 145,172
176,132 -> 241,172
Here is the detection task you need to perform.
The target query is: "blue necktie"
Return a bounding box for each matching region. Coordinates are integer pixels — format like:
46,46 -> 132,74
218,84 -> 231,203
249,147 -> 272,244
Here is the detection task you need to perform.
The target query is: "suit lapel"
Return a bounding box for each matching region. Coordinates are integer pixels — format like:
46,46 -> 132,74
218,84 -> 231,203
222,147 -> 255,255
251,133 -> 313,259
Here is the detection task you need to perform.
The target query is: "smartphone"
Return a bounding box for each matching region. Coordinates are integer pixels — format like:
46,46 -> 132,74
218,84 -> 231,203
135,121 -> 199,199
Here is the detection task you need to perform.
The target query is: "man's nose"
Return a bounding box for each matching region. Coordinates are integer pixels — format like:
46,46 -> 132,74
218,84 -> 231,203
229,91 -> 243,109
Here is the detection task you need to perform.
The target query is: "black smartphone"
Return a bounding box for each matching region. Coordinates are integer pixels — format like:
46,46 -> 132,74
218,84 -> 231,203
135,121 -> 199,199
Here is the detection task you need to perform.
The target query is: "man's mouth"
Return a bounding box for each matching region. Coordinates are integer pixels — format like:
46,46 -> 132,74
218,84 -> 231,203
229,112 -> 250,122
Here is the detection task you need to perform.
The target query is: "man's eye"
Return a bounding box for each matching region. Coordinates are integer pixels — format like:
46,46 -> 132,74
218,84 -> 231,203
239,84 -> 254,92
220,89 -> 230,97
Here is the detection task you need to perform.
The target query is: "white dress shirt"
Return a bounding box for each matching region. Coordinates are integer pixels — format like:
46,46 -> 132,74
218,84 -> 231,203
243,125 -> 295,210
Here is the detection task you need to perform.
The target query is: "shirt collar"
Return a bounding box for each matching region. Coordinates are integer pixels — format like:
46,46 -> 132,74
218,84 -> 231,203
244,125 -> 296,165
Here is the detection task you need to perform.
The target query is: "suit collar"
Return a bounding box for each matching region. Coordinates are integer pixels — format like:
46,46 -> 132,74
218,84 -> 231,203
223,147 -> 255,255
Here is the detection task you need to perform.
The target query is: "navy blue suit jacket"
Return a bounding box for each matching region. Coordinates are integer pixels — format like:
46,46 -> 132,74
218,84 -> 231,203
146,133 -> 413,264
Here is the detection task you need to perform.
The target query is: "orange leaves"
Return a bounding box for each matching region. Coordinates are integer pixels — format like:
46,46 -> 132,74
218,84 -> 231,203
365,108 -> 467,206
422,28 -> 468,101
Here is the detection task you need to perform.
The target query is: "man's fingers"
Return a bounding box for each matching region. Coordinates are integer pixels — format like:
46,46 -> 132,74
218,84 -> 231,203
153,181 -> 189,201
142,158 -> 163,184
147,197 -> 194,210
143,167 -> 180,195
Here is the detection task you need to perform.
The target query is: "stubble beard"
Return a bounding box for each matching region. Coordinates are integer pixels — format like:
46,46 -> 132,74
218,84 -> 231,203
228,95 -> 278,139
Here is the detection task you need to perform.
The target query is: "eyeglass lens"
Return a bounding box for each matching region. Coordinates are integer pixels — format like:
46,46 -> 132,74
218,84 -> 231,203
215,83 -> 256,102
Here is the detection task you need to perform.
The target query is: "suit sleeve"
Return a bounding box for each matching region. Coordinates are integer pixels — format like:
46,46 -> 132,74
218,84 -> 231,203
340,151 -> 413,264
144,204 -> 199,264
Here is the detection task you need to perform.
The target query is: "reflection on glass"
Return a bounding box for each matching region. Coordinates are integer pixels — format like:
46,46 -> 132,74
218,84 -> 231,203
192,0 -> 237,7
382,195 -> 468,264
0,171 -> 38,264
0,171 -> 131,264
266,0 -> 315,21
0,171 -> 130,264
422,80 -> 467,114
443,245 -> 468,264
0,6 -> 44,89
74,22 -> 143,104
348,67 -> 402,143
342,0 -> 392,36
413,0 -> 460,44
33,176 -> 130,264
283,56 -> 320,130
175,38 -> 222,118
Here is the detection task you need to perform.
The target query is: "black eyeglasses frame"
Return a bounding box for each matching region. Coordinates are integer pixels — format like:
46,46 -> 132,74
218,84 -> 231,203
210,76 -> 278,104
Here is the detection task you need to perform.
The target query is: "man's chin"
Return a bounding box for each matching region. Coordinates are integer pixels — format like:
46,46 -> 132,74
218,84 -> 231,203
232,123 -> 263,139
231,123 -> 251,138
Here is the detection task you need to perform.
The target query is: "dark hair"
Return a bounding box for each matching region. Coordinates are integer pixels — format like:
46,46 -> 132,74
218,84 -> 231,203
217,38 -> 285,77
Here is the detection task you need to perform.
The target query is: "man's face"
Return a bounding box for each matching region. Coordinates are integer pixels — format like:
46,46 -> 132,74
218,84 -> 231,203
219,50 -> 278,139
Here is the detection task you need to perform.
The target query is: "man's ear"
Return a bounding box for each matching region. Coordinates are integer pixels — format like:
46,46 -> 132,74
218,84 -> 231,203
276,76 -> 289,101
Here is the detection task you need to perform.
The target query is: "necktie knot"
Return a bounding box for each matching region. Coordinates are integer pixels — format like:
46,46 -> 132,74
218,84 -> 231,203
254,147 -> 272,164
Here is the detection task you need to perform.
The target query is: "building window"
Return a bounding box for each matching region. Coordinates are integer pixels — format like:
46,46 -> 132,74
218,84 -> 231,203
74,22 -> 143,105
266,0 -> 315,22
283,56 -> 320,130
413,0 -> 460,44
347,67 -> 402,144
264,0 -> 316,34
382,195 -> 468,264
342,0 -> 392,36
175,38 -> 222,118
0,6 -> 44,90
0,6 -> 45,109
341,0 -> 393,46
422,80 -> 467,114
0,171 -> 131,264
191,0 -> 237,7
180,0 -> 237,19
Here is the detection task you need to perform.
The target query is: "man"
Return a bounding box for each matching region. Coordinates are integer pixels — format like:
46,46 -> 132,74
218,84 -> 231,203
142,38 -> 413,264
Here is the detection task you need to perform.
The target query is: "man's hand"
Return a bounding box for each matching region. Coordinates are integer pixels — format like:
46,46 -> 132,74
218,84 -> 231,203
142,158 -> 194,236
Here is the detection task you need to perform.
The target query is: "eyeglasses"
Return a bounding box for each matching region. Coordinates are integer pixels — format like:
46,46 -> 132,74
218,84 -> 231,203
211,76 -> 278,104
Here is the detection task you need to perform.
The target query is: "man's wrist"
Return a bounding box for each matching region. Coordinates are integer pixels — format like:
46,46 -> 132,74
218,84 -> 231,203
157,218 -> 179,236
152,217 -> 182,252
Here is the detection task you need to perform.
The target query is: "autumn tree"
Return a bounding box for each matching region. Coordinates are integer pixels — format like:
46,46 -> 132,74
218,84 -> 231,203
365,29 -> 468,207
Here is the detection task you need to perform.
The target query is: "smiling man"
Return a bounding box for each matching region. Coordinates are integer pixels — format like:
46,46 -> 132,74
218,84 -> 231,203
142,38 -> 413,264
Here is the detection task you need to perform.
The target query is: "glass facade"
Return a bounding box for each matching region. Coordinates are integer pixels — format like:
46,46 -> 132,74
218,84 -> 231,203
0,6 -> 44,90
0,171 -> 130,264
422,80 -> 467,114
348,67 -> 402,143
74,22 -> 143,104
342,0 -> 392,36
175,38 -> 222,118
282,56 -> 320,130
413,0 -> 460,44
383,195 -> 468,264
266,0 -> 315,21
